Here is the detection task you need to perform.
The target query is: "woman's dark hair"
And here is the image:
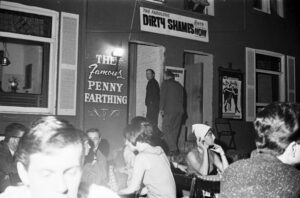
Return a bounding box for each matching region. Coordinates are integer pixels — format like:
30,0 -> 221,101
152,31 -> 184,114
130,116 -> 148,127
254,102 -> 299,155
123,122 -> 153,146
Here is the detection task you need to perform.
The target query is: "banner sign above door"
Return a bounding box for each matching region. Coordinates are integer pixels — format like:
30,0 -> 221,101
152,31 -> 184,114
140,7 -> 209,42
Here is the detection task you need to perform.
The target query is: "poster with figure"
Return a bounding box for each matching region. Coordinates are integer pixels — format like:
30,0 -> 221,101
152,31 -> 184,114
222,76 -> 242,119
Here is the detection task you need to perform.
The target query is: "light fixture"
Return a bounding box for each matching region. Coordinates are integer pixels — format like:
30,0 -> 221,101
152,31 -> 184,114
111,46 -> 124,71
1,42 -> 11,66
112,47 -> 124,58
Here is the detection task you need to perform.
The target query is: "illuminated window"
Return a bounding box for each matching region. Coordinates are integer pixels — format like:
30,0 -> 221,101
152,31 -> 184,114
0,1 -> 58,114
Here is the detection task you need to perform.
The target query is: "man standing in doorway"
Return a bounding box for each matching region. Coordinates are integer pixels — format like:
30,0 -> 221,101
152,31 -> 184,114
145,69 -> 160,128
160,70 -> 184,155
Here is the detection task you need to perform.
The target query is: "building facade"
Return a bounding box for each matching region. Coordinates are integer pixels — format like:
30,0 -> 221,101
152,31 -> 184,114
0,0 -> 299,154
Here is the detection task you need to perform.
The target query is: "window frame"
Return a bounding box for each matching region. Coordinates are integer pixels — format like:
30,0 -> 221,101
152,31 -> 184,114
253,0 -> 271,14
255,49 -> 285,108
203,0 -> 214,16
0,1 -> 59,114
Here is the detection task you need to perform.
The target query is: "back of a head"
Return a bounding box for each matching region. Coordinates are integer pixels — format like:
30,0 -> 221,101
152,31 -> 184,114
124,122 -> 153,146
4,123 -> 27,141
15,116 -> 84,169
254,102 -> 299,155
130,116 -> 148,128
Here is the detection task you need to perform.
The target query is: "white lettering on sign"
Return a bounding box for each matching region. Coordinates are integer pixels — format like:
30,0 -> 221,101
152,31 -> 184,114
140,7 -> 209,42
85,54 -> 127,106
88,64 -> 125,80
96,54 -> 117,65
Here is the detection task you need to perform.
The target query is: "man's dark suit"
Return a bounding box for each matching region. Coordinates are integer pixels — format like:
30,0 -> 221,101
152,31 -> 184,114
145,78 -> 160,127
160,78 -> 184,153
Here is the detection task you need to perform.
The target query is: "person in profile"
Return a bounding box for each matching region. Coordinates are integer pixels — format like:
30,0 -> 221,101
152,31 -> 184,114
160,70 -> 184,155
0,123 -> 27,192
221,103 -> 300,198
0,116 -> 119,198
119,122 -> 176,198
145,69 -> 160,128
186,124 -> 229,176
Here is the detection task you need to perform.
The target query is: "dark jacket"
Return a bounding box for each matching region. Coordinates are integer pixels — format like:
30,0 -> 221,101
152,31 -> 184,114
160,79 -> 184,113
220,150 -> 300,198
0,141 -> 20,192
145,78 -> 160,109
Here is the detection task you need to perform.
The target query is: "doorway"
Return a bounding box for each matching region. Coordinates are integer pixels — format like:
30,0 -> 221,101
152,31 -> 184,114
128,43 -> 165,122
184,51 -> 213,136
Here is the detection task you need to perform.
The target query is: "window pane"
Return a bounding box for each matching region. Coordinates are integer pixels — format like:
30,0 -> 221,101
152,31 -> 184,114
0,9 -> 52,38
256,53 -> 281,72
256,73 -> 279,103
0,38 -> 49,107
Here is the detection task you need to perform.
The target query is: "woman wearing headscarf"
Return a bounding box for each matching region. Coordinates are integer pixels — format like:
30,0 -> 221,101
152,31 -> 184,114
186,124 -> 229,176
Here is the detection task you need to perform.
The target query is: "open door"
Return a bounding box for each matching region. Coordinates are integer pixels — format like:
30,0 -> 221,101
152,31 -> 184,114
128,43 -> 165,122
184,52 -> 213,137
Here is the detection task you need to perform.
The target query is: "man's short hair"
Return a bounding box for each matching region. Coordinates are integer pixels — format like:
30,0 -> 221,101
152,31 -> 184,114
254,102 -> 299,155
86,128 -> 101,138
146,69 -> 155,75
4,123 -> 27,142
15,116 -> 85,169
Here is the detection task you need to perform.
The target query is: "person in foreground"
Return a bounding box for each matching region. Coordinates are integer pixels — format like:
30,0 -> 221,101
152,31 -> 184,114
186,124 -> 229,176
119,122 -> 176,198
0,123 -> 27,192
0,116 -> 119,198
220,102 -> 300,198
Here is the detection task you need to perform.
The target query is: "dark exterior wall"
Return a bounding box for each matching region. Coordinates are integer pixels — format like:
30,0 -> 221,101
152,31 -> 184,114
1,0 -> 299,154
84,0 -> 300,153
0,0 -> 86,132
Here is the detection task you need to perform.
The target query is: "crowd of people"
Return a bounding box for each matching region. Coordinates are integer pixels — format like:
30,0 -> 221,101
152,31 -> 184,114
0,68 -> 299,198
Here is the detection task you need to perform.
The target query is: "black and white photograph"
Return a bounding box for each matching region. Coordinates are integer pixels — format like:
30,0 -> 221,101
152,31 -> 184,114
0,0 -> 300,198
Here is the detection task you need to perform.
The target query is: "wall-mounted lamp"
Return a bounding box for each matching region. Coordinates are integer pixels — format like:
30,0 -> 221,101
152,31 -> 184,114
112,47 -> 124,70
112,47 -> 124,58
0,42 -> 11,67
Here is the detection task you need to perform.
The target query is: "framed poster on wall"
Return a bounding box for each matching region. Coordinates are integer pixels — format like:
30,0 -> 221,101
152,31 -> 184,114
219,67 -> 243,120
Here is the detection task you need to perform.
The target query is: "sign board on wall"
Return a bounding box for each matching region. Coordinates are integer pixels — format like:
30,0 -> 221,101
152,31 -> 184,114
84,54 -> 128,121
165,66 -> 185,86
140,7 -> 209,42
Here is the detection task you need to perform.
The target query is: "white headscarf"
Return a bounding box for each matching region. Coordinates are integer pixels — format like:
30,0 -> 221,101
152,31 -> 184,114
192,124 -> 211,140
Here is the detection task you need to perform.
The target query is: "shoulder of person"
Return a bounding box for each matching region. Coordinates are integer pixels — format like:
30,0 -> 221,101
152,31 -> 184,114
87,184 -> 120,198
0,186 -> 30,198
221,158 -> 250,178
186,148 -> 200,160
